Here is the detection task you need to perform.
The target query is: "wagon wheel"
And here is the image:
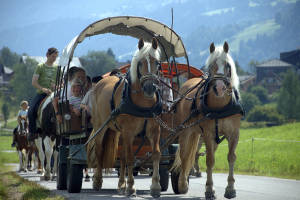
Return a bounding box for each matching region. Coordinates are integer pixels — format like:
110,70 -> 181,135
159,166 -> 169,192
56,154 -> 67,190
171,170 -> 189,194
67,162 -> 83,193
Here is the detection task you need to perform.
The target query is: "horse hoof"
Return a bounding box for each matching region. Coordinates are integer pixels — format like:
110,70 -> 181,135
41,175 -> 50,181
117,187 -> 126,195
92,181 -> 102,191
196,172 -> 202,177
126,188 -> 136,197
51,176 -> 57,181
37,170 -> 42,174
224,187 -> 236,199
205,191 -> 216,200
150,189 -> 161,198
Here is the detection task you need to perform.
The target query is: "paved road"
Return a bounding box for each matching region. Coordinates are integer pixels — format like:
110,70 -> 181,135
18,170 -> 300,200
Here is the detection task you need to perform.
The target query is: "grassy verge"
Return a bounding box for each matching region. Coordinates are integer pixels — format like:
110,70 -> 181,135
0,171 -> 64,200
198,122 -> 300,180
0,136 -> 64,200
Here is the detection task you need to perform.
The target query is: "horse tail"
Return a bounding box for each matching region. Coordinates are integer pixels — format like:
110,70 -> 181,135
86,129 -> 97,168
171,132 -> 200,174
100,129 -> 120,168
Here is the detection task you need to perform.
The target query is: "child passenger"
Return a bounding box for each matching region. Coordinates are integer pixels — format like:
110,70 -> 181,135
11,100 -> 29,147
69,78 -> 83,116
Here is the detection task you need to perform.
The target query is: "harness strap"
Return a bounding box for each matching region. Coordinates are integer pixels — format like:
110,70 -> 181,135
110,77 -> 124,111
215,118 -> 225,144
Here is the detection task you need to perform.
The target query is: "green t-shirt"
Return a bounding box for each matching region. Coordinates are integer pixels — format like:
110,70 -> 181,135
34,63 -> 58,94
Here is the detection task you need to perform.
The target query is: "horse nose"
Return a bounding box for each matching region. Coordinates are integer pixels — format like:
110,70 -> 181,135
143,81 -> 156,98
215,80 -> 226,96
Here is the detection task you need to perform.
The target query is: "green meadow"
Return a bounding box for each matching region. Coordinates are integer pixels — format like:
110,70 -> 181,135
198,122 -> 300,179
0,121 -> 300,180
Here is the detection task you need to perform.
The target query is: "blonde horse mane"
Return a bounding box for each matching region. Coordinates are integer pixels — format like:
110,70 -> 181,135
130,41 -> 161,83
205,44 -> 240,91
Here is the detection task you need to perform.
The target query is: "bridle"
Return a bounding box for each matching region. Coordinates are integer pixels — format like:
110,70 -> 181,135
208,60 -> 233,97
136,56 -> 161,90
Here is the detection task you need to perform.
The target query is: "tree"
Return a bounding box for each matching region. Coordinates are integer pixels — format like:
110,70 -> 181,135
277,70 -> 300,120
235,61 -> 248,76
249,85 -> 269,104
80,50 -> 117,77
241,92 -> 261,114
247,104 -> 284,123
0,47 -> 20,68
2,103 -> 9,127
10,58 -> 36,104
106,48 -> 116,59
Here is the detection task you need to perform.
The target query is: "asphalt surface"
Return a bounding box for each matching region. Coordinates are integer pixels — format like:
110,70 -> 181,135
18,170 -> 300,200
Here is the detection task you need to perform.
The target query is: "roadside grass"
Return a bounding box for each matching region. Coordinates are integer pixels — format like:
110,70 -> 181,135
6,120 -> 18,129
198,122 -> 300,180
0,135 -> 64,200
0,136 -> 18,164
0,171 -> 64,200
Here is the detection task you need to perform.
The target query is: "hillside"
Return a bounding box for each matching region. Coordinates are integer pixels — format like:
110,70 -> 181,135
0,0 -> 299,70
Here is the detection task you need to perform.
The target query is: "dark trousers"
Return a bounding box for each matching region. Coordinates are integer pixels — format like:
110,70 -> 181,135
28,93 -> 47,134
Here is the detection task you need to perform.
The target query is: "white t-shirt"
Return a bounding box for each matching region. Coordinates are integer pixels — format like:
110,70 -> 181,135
18,109 -> 28,118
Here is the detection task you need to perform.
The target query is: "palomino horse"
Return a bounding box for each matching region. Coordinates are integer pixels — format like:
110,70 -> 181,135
34,94 -> 58,180
172,42 -> 243,199
87,38 -> 163,197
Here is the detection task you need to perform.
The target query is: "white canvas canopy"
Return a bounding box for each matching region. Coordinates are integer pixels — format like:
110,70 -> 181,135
60,16 -> 188,67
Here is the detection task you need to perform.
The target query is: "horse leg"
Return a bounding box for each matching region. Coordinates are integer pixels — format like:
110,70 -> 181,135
35,137 -> 44,175
43,136 -> 53,180
18,150 -> 23,172
32,150 -> 37,170
125,136 -> 136,197
24,149 -> 29,172
117,144 -> 126,194
51,149 -> 58,180
195,137 -> 204,177
149,125 -> 161,198
92,166 -> 103,191
178,131 -> 200,194
205,137 -> 218,200
224,133 -> 239,199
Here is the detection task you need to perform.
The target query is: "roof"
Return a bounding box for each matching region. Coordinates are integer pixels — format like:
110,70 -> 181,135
4,66 -> 13,74
256,59 -> 294,68
0,63 -> 13,75
280,49 -> 300,59
61,16 -> 188,67
239,75 -> 256,84
22,56 -> 82,68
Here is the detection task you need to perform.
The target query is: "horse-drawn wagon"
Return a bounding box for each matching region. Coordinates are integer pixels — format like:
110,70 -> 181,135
54,16 -> 203,195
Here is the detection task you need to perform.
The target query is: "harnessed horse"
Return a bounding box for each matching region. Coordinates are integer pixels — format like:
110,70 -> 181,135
87,38 -> 163,197
172,42 -> 244,199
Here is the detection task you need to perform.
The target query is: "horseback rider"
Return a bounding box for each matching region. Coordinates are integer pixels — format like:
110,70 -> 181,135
11,100 -> 29,147
28,47 -> 58,141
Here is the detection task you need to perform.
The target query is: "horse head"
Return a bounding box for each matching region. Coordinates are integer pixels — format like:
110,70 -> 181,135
19,118 -> 28,135
130,37 -> 162,98
205,42 -> 239,98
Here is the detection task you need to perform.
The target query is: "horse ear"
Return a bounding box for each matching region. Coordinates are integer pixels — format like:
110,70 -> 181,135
152,37 -> 158,49
138,38 -> 144,50
210,42 -> 215,53
223,41 -> 229,53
